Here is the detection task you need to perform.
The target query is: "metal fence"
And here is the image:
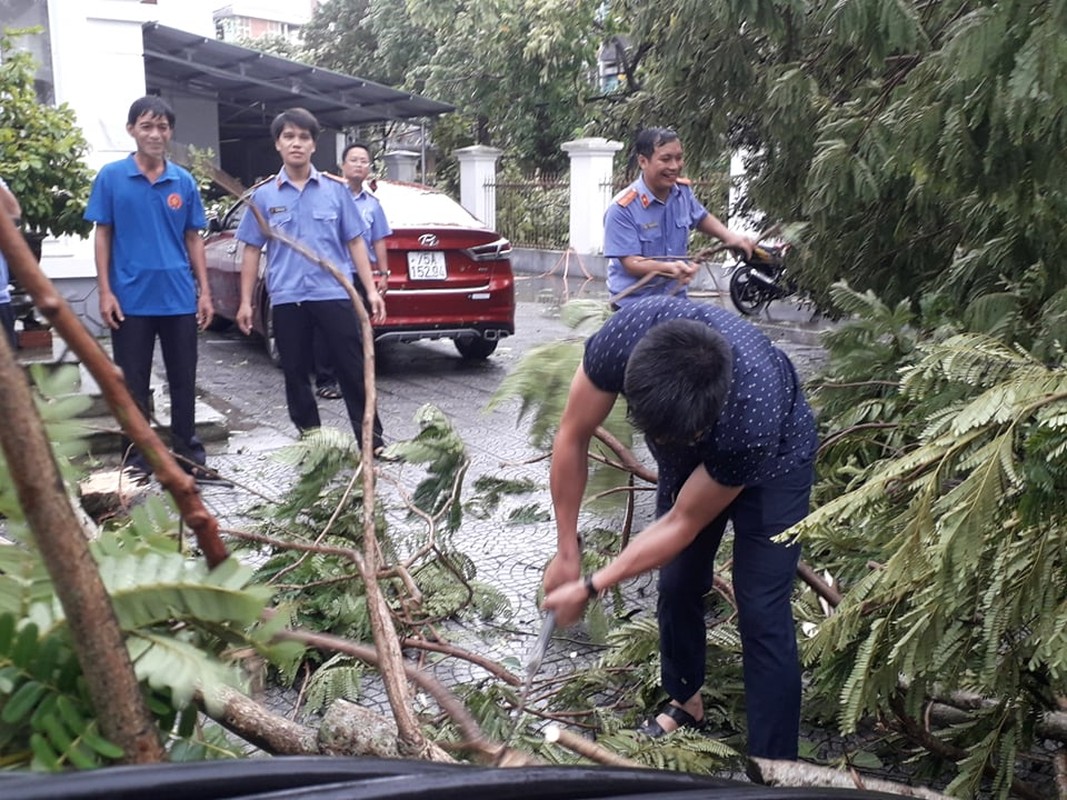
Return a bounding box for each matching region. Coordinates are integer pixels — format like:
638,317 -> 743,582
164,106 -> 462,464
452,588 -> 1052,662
609,174 -> 730,218
487,173 -> 570,249
482,171 -> 730,251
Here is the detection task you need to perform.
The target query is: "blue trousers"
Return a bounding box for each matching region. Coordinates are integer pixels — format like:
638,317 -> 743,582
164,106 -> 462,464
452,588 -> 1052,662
273,299 -> 382,450
111,313 -> 205,471
656,462 -> 812,759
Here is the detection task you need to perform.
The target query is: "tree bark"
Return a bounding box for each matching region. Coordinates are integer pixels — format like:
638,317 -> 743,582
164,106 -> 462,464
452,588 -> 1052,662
0,299 -> 165,763
749,757 -> 950,799
208,685 -> 319,755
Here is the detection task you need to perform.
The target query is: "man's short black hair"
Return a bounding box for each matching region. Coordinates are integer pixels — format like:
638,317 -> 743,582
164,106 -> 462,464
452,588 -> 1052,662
341,141 -> 373,162
634,127 -> 680,159
271,108 -> 320,141
623,319 -> 733,445
127,96 -> 175,128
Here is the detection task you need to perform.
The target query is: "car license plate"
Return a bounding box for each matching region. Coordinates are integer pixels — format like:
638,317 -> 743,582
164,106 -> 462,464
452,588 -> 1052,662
407,251 -> 446,280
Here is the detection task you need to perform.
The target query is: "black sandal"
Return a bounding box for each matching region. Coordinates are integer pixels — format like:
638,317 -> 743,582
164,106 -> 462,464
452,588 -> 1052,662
316,385 -> 343,400
186,464 -> 234,488
636,702 -> 707,738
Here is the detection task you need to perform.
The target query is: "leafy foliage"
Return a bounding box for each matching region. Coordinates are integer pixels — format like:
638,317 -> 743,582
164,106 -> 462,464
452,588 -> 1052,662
800,291 -> 1067,796
0,367 -> 297,770
489,299 -> 637,507
0,28 -> 93,239
0,514 -> 292,769
404,0 -> 606,174
303,653 -> 365,714
302,0 -> 434,90
250,413 -> 511,645
610,0 -> 1067,322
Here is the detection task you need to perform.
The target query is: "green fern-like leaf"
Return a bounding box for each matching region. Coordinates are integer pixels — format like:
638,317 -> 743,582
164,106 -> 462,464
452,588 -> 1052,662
303,652 -> 365,714
127,632 -> 244,714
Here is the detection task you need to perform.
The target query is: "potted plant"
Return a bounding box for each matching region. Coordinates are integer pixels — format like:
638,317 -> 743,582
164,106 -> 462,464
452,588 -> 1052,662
0,26 -> 94,342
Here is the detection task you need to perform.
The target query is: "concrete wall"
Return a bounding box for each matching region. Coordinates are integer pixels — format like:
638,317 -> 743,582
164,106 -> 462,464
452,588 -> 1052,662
511,248 -> 608,279
38,1 -> 222,333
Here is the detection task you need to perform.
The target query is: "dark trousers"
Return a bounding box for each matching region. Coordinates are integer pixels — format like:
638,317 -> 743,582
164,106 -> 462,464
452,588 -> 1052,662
111,314 -> 205,471
656,462 -> 813,759
0,302 -> 15,350
312,325 -> 336,389
273,299 -> 382,449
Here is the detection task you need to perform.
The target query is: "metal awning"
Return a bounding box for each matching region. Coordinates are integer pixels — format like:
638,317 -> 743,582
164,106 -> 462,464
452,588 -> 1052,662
142,22 -> 454,135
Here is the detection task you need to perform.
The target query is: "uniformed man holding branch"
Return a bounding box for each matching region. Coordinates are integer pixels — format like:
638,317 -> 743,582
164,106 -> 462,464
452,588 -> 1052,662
605,127 -> 755,307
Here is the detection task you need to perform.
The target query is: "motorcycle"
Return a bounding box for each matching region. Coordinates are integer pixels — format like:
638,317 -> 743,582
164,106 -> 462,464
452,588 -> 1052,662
725,243 -> 794,316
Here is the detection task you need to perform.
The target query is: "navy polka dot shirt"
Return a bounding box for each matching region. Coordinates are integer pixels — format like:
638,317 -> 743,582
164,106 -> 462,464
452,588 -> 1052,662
583,297 -> 817,509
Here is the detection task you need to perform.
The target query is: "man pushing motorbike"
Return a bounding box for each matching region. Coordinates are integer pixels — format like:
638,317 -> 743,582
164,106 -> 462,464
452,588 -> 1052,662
541,294 -> 818,760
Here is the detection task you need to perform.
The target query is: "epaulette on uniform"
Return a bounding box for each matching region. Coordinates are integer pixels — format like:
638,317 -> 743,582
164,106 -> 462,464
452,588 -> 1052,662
323,172 -> 347,184
615,187 -> 639,207
245,174 -> 275,195
676,177 -> 692,186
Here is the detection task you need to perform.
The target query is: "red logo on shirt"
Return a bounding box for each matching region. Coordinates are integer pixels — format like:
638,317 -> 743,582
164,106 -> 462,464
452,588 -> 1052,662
167,193 -> 183,210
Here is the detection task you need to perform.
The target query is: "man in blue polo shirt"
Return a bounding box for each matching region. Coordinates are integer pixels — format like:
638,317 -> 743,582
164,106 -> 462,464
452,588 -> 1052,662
605,128 -> 755,307
85,96 -> 214,481
542,295 -> 817,760
235,108 -> 386,451
313,141 -> 393,400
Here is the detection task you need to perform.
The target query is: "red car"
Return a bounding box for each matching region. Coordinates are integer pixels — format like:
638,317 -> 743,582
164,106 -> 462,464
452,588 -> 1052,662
204,179 -> 515,361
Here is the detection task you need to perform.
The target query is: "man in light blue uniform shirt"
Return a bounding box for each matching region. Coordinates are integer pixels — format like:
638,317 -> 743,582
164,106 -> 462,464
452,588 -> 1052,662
314,141 -> 392,399
235,108 -> 386,451
605,128 -> 754,308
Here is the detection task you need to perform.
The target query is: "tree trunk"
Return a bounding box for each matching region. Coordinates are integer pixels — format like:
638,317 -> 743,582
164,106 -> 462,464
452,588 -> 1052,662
0,226 -> 165,763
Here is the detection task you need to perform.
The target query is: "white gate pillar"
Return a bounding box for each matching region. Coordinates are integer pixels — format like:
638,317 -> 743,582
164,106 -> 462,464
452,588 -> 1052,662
383,150 -> 420,183
561,137 -> 624,254
455,145 -> 503,228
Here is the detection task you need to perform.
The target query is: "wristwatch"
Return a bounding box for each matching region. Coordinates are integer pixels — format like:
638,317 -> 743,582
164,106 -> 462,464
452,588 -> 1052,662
583,573 -> 599,600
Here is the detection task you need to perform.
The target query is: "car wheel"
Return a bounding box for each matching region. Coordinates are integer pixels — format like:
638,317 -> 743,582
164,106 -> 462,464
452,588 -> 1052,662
454,336 -> 498,360
262,298 -> 281,366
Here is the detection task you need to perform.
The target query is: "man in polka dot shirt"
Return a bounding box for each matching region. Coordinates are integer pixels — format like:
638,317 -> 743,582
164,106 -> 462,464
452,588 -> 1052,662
542,295 -> 818,760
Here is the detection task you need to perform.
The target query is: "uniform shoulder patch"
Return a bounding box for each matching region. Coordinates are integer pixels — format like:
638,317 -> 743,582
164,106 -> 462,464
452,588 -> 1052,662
322,172 -> 347,184
675,177 -> 692,186
615,188 -> 639,207
247,174 -> 275,194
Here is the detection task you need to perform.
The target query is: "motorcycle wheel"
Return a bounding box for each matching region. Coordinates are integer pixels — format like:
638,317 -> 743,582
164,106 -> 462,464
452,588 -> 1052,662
729,265 -> 770,315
